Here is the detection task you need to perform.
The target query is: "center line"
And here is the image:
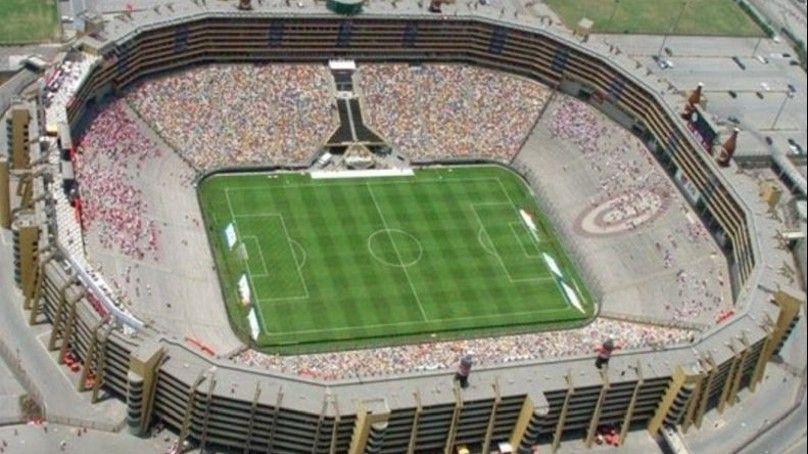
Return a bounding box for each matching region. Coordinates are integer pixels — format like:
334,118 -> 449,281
366,184 -> 429,321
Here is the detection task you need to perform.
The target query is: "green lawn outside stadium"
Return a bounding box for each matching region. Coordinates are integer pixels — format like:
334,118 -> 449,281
0,0 -> 59,44
544,0 -> 764,37
199,165 -> 594,354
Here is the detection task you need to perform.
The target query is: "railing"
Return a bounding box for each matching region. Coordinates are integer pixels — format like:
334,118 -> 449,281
61,247 -> 144,331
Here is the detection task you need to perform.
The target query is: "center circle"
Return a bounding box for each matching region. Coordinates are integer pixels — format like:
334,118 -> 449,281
367,229 -> 423,268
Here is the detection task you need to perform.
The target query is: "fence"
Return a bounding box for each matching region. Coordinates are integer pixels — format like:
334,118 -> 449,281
512,158 -> 606,305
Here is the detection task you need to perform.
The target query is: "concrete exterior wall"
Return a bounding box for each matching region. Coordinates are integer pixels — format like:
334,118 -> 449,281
18,10 -> 803,454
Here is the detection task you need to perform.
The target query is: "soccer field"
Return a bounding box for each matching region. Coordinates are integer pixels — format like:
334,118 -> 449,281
0,0 -> 59,44
544,0 -> 764,37
199,165 -> 594,353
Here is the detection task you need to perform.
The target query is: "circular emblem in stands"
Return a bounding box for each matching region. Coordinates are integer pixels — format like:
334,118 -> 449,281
575,190 -> 668,237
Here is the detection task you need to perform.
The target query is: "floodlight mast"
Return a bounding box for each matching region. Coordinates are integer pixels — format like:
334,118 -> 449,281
657,0 -> 689,63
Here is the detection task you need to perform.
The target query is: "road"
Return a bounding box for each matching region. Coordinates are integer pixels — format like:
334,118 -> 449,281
738,390 -> 807,454
0,230 -> 126,431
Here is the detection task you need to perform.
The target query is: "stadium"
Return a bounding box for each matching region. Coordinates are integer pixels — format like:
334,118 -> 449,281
1,0 -> 804,453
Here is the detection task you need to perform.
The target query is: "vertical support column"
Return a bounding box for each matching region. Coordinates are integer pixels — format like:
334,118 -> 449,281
128,339 -> 166,437
329,395 -> 341,454
8,107 -> 31,171
728,335 -> 751,406
266,387 -> 284,453
482,379 -> 501,454
509,394 -> 535,451
750,318 -> 774,393
0,159 -> 10,229
694,355 -> 716,428
243,383 -> 261,454
348,404 -> 369,454
751,291 -> 802,390
406,391 -> 422,454
176,373 -> 205,447
13,219 -> 39,303
28,248 -> 54,325
48,278 -> 77,350
198,370 -> 217,451
348,399 -> 390,454
718,344 -> 741,414
444,383 -> 463,454
618,362 -> 643,446
311,393 -> 330,454
78,318 -> 106,392
91,324 -> 112,403
58,288 -> 86,363
681,365 -> 706,433
551,372 -> 574,453
648,366 -> 687,434
585,368 -> 610,447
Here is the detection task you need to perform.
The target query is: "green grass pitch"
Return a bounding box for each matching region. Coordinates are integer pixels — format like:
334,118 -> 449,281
544,0 -> 764,37
199,165 -> 594,353
0,0 -> 59,44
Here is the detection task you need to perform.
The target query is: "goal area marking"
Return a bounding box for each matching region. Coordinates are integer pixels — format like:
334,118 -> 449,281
471,203 -> 553,284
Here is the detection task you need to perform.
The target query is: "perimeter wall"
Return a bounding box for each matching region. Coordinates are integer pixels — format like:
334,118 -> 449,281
11,13 -> 804,454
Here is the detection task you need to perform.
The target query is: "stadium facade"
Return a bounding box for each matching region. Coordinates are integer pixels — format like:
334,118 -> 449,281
2,3 -> 804,453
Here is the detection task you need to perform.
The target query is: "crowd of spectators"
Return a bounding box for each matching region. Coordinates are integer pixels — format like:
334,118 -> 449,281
550,99 -> 674,212
74,99 -> 161,261
68,62 -> 726,380
357,64 -> 549,162
234,318 -> 693,380
43,53 -> 97,128
126,64 -> 337,171
547,98 -> 727,325
664,224 -> 727,323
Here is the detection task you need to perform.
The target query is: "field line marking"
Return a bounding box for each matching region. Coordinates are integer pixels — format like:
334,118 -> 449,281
509,222 -> 543,258
260,306 -> 574,336
242,235 -> 269,276
225,190 -> 272,331
471,204 -> 512,279
471,204 -> 551,284
225,191 -> 309,333
494,177 -> 520,211
223,176 -> 502,195
275,213 -> 311,299
224,188 -> 237,220
366,184 -> 429,321
237,213 -> 310,303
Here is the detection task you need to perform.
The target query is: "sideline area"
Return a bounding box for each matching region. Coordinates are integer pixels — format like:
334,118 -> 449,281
199,165 -> 594,353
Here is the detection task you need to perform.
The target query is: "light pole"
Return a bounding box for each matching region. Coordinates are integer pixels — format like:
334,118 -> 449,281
751,36 -> 763,57
606,0 -> 620,31
770,88 -> 796,130
657,0 -> 688,60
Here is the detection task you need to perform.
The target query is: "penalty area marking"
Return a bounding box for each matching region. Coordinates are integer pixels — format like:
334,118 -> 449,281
477,227 -> 497,256
510,222 -> 543,258
225,189 -> 310,309
242,235 -> 269,276
471,203 -> 552,284
289,239 -> 307,270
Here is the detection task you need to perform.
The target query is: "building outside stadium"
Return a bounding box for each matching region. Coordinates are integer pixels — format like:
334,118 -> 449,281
0,1 -> 804,453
